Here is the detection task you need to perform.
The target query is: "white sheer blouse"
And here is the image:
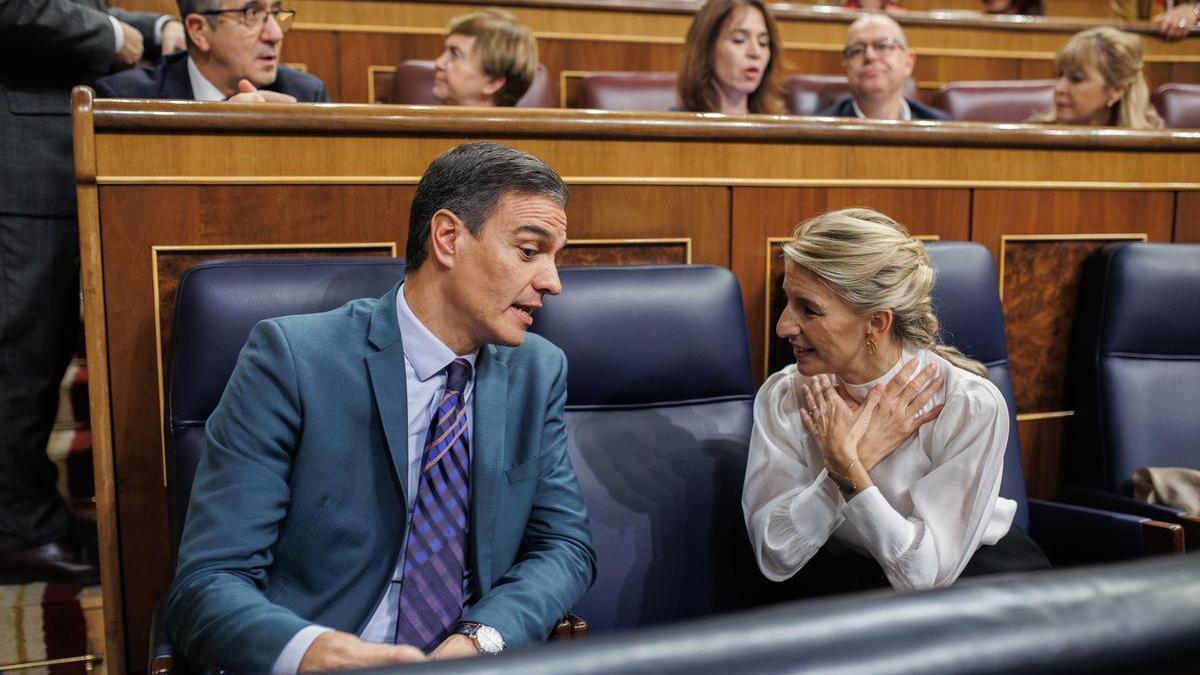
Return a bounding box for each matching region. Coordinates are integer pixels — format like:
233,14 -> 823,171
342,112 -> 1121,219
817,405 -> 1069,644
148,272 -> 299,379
742,348 -> 1016,590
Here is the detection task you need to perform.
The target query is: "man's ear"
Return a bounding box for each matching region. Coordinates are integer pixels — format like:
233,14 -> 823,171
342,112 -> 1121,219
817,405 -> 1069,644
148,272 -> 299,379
184,14 -> 210,52
481,75 -> 506,98
428,208 -> 465,268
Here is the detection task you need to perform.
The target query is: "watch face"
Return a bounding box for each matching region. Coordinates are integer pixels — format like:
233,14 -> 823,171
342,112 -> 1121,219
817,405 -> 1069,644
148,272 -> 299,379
475,625 -> 505,654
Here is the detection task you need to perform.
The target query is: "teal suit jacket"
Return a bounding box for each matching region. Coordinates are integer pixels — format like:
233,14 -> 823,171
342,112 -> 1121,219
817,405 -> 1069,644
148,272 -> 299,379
166,283 -> 596,673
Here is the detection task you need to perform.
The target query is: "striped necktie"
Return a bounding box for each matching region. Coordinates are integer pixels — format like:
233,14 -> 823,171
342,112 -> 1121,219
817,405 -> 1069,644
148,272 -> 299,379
394,358 -> 472,650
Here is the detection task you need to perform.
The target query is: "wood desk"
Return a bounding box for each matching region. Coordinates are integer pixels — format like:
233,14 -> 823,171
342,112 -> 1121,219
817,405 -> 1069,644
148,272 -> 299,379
72,91 -> 1200,672
110,0 -> 1199,105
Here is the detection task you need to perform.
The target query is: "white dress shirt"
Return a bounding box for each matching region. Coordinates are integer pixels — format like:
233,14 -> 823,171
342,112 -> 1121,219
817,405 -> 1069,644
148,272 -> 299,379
186,56 -> 226,101
742,348 -> 1016,591
271,285 -> 477,673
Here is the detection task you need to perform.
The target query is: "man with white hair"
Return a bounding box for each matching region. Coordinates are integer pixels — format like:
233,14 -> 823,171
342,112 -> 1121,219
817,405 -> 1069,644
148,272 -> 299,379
820,14 -> 949,121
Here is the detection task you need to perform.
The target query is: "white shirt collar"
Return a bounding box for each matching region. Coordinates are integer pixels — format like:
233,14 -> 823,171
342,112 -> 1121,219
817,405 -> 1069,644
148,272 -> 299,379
186,55 -> 228,101
851,97 -> 912,122
395,283 -> 478,382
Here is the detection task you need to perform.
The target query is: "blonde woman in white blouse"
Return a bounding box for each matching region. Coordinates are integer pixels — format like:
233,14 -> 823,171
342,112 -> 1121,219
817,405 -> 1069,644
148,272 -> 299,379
743,208 -> 1047,595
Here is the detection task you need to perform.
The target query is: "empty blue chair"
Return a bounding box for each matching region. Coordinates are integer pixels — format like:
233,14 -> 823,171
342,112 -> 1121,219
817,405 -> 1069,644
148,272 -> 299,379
925,242 -> 1179,564
530,265 -> 779,632
1062,243 -> 1200,546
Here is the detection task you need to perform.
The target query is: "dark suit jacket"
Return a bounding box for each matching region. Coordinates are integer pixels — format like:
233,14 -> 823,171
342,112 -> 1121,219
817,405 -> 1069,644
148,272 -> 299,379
820,96 -> 952,121
0,0 -> 165,216
93,49 -> 330,102
166,283 -> 596,674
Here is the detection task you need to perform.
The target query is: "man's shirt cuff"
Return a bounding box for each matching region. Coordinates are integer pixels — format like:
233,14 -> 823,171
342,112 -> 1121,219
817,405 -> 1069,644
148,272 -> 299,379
271,625 -> 334,675
107,16 -> 124,53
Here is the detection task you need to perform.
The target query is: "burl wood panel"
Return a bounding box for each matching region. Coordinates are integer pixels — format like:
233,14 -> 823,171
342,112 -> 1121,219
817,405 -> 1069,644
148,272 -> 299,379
971,190 -> 1174,414
1001,239 -> 1147,412
97,184 -> 414,668
730,187 -> 970,381
1177,192 -> 1200,243
559,242 -> 687,266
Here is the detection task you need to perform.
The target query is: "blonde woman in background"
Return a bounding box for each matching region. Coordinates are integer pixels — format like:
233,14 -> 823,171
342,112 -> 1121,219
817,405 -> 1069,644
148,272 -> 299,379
743,208 -> 1049,597
1040,27 -> 1163,129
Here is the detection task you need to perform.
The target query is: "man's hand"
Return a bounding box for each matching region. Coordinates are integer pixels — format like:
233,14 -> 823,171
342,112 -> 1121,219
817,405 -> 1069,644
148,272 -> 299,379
113,21 -> 144,69
1156,3 -> 1198,41
227,78 -> 298,103
429,634 -> 480,660
836,359 -> 943,472
161,19 -> 186,55
298,631 -> 426,672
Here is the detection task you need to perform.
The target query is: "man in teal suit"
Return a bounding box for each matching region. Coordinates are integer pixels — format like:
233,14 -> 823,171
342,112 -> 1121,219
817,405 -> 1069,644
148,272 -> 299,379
167,142 -> 596,673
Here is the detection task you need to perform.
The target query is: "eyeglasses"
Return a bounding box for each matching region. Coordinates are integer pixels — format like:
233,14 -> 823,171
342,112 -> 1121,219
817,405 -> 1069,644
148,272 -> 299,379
841,38 -> 905,61
200,4 -> 296,33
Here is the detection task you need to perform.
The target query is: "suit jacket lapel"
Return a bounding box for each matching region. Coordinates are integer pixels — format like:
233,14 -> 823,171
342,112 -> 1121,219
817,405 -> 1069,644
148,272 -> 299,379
365,283 -> 411,502
161,52 -> 196,100
470,344 -> 507,588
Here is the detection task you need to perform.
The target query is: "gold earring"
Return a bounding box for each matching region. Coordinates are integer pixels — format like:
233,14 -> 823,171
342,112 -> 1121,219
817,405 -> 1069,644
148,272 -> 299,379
865,338 -> 877,355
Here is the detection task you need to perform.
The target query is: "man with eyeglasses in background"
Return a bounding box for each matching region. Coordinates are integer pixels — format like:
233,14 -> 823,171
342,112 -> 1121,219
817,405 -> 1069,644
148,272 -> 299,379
94,0 -> 328,103
819,14 -> 949,121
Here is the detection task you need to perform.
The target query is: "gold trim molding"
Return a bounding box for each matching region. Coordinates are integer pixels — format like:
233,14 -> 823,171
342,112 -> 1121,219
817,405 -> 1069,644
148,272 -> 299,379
95,176 -> 1200,191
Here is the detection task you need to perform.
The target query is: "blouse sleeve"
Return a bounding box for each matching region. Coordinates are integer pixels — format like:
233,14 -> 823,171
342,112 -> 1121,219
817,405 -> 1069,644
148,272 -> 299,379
841,374 -> 1009,590
742,369 -> 848,582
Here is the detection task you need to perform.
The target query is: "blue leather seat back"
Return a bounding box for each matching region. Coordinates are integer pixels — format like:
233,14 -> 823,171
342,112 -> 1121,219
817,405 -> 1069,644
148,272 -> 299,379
530,266 -> 769,631
1069,243 -> 1200,495
926,242 -> 1030,531
167,258 -> 406,559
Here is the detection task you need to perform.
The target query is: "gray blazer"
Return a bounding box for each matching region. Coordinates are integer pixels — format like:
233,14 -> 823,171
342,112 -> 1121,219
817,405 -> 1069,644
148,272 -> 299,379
0,0 -> 165,216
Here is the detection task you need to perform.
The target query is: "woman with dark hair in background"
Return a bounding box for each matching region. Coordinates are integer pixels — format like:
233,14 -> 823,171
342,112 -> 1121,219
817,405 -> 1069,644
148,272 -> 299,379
677,0 -> 784,114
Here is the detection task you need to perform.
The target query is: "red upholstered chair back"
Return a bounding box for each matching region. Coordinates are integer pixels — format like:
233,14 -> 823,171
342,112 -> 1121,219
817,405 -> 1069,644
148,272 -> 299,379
932,80 -> 1055,123
576,72 -> 678,111
783,74 -> 850,115
1153,83 -> 1200,129
388,59 -> 554,108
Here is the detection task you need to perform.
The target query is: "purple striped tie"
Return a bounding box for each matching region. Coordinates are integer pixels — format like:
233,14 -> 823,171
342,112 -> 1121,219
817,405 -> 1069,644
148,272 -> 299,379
395,358 -> 472,651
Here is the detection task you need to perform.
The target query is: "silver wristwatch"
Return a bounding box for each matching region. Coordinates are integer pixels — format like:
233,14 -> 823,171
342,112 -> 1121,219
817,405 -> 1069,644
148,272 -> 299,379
454,622 -> 505,655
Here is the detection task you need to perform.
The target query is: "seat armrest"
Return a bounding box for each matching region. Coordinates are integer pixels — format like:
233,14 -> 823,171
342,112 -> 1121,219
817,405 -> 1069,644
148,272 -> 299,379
1058,487 -> 1200,552
551,613 -> 589,640
1028,498 -> 1183,565
149,593 -> 175,675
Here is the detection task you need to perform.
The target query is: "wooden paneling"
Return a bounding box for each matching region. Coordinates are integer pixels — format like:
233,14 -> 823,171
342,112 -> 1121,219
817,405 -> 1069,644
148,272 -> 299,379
973,190 -> 1173,413
731,188 -> 971,380
74,98 -> 1200,672
1017,415 -> 1067,500
96,184 -> 413,668
564,186 -> 729,266
283,30 -> 341,101
1177,192 -> 1200,242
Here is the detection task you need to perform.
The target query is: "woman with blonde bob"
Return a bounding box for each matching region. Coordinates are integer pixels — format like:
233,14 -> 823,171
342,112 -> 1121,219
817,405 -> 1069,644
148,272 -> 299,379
677,0 -> 784,115
743,208 -> 1048,596
1039,27 -> 1162,129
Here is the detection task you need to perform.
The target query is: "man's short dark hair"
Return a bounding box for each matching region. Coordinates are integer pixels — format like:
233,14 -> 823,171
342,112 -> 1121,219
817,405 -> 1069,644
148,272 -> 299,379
405,142 -> 568,271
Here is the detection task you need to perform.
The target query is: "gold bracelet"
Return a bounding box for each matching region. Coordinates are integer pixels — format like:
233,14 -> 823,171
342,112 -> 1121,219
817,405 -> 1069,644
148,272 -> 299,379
846,457 -> 862,474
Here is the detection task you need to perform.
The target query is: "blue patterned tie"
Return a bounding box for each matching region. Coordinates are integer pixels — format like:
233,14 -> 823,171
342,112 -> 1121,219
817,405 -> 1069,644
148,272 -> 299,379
395,358 -> 472,650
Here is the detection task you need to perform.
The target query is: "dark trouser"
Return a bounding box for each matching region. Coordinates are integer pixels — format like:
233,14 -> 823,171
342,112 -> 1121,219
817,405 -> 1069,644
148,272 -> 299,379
775,525 -> 1051,600
0,212 -> 79,550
